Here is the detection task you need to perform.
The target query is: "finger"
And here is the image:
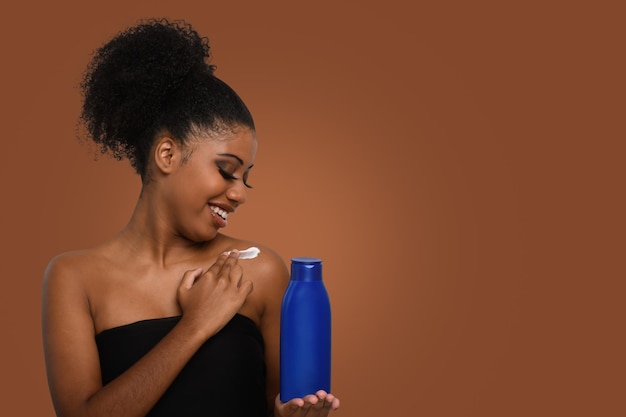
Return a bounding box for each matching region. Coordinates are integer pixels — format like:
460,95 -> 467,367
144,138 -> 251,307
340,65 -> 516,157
305,392 -> 329,415
323,394 -> 337,410
275,395 -> 305,416
315,390 -> 328,402
240,279 -> 254,297
179,268 -> 204,290
309,396 -> 325,413
329,396 -> 340,411
206,252 -> 229,277
219,250 -> 240,280
294,396 -> 315,417
229,263 -> 243,287
287,399 -> 305,414
315,390 -> 332,408
225,249 -> 241,265
315,391 -> 339,413
302,394 -> 318,410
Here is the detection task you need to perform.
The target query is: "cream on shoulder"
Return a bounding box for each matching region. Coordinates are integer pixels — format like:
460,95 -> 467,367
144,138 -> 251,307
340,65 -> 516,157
225,246 -> 260,259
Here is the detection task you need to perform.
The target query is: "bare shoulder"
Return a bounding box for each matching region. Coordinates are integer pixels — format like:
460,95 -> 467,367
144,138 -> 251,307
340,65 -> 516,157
219,236 -> 289,300
245,243 -> 288,283
217,235 -> 289,284
44,250 -> 90,287
42,247 -> 109,297
237,242 -> 289,324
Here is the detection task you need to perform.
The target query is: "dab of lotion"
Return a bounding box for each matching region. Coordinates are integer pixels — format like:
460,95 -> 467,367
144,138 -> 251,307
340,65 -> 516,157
226,246 -> 260,259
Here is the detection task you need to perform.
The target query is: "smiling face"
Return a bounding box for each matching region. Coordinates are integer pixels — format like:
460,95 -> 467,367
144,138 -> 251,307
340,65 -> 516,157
153,126 -> 257,243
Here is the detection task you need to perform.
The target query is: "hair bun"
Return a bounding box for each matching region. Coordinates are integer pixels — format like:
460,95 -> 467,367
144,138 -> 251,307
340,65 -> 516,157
114,19 -> 212,92
84,18 -> 212,110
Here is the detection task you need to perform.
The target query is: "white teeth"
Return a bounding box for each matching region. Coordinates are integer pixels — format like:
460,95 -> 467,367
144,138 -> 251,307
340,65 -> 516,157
210,205 -> 229,220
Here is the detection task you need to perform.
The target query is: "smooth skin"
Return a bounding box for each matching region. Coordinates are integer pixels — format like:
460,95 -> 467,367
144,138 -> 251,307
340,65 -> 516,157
42,127 -> 339,417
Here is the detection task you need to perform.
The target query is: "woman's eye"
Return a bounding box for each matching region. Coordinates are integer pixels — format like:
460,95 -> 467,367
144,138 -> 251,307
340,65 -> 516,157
218,166 -> 237,180
218,166 -> 253,189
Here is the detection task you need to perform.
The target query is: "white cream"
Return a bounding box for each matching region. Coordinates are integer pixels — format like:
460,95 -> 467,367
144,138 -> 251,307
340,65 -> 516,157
226,246 -> 260,259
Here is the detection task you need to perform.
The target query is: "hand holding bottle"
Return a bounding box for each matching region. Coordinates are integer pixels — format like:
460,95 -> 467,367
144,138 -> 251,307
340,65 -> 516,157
278,258 -> 338,415
274,391 -> 340,416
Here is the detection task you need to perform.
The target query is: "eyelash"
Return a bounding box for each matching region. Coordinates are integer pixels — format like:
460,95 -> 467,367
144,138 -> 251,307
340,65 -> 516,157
218,167 -> 253,189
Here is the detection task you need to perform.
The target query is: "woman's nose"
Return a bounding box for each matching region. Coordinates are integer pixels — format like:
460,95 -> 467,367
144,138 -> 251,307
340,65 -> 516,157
226,181 -> 248,205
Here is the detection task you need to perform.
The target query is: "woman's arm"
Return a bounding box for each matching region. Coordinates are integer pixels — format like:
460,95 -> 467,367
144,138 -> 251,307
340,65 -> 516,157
42,251 -> 251,417
254,250 -> 289,412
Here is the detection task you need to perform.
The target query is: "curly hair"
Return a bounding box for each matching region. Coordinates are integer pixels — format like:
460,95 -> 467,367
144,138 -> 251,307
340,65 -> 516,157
79,18 -> 255,179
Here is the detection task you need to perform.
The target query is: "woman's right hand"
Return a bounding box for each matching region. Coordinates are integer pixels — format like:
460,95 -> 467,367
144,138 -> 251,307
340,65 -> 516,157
177,250 -> 254,339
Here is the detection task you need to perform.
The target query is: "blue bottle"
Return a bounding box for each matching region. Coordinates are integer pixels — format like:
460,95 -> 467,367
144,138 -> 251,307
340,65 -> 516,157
280,257 -> 331,402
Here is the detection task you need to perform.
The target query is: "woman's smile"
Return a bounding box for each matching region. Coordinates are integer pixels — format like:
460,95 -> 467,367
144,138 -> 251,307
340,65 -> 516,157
209,204 -> 230,227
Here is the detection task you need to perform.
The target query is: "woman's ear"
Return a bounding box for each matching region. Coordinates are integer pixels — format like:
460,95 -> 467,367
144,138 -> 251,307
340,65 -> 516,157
153,137 -> 179,175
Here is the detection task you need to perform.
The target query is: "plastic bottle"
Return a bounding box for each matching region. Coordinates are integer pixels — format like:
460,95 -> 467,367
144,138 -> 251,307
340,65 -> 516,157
280,257 -> 331,402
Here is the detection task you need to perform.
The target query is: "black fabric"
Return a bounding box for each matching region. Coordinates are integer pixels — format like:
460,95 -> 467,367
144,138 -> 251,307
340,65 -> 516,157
96,314 -> 267,417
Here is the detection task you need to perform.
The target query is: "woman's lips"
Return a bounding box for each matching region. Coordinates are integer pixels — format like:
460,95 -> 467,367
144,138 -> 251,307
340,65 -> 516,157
209,205 -> 228,227
209,205 -> 229,220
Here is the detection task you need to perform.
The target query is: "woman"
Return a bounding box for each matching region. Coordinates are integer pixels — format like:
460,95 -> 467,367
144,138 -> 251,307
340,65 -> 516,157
42,18 -> 340,417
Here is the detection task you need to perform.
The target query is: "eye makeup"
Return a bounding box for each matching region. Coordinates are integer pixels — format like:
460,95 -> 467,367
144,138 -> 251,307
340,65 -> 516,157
217,163 -> 253,188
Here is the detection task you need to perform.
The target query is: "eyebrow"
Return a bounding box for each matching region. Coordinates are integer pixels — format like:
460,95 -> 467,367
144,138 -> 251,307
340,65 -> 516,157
218,153 -> 244,165
218,153 -> 254,170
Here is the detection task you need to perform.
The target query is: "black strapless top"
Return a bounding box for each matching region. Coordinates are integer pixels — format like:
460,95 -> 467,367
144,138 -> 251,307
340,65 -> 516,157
95,314 -> 267,417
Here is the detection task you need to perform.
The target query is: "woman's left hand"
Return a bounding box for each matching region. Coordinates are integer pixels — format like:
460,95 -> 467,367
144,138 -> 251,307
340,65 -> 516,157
274,390 -> 340,416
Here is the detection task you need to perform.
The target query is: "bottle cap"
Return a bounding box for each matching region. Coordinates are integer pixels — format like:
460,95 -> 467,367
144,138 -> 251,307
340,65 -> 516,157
291,257 -> 323,281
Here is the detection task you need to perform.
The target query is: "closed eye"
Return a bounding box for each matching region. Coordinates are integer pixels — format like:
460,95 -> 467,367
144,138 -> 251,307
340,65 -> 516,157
218,167 -> 253,189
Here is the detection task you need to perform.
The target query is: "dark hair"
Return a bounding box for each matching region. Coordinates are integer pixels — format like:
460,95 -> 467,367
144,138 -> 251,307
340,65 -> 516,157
79,18 -> 255,179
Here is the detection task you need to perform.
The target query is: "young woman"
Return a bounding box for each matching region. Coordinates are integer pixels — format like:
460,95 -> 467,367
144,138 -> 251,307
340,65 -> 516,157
42,18 -> 340,417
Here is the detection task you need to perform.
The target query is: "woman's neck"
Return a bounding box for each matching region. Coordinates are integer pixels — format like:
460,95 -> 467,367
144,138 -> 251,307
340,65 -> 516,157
115,189 -> 217,268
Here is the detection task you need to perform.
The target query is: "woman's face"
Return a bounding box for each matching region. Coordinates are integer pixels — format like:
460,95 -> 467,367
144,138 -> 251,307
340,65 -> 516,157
162,126 -> 257,243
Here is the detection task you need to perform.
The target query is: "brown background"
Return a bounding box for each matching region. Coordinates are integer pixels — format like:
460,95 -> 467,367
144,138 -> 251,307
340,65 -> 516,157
1,1 -> 624,416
